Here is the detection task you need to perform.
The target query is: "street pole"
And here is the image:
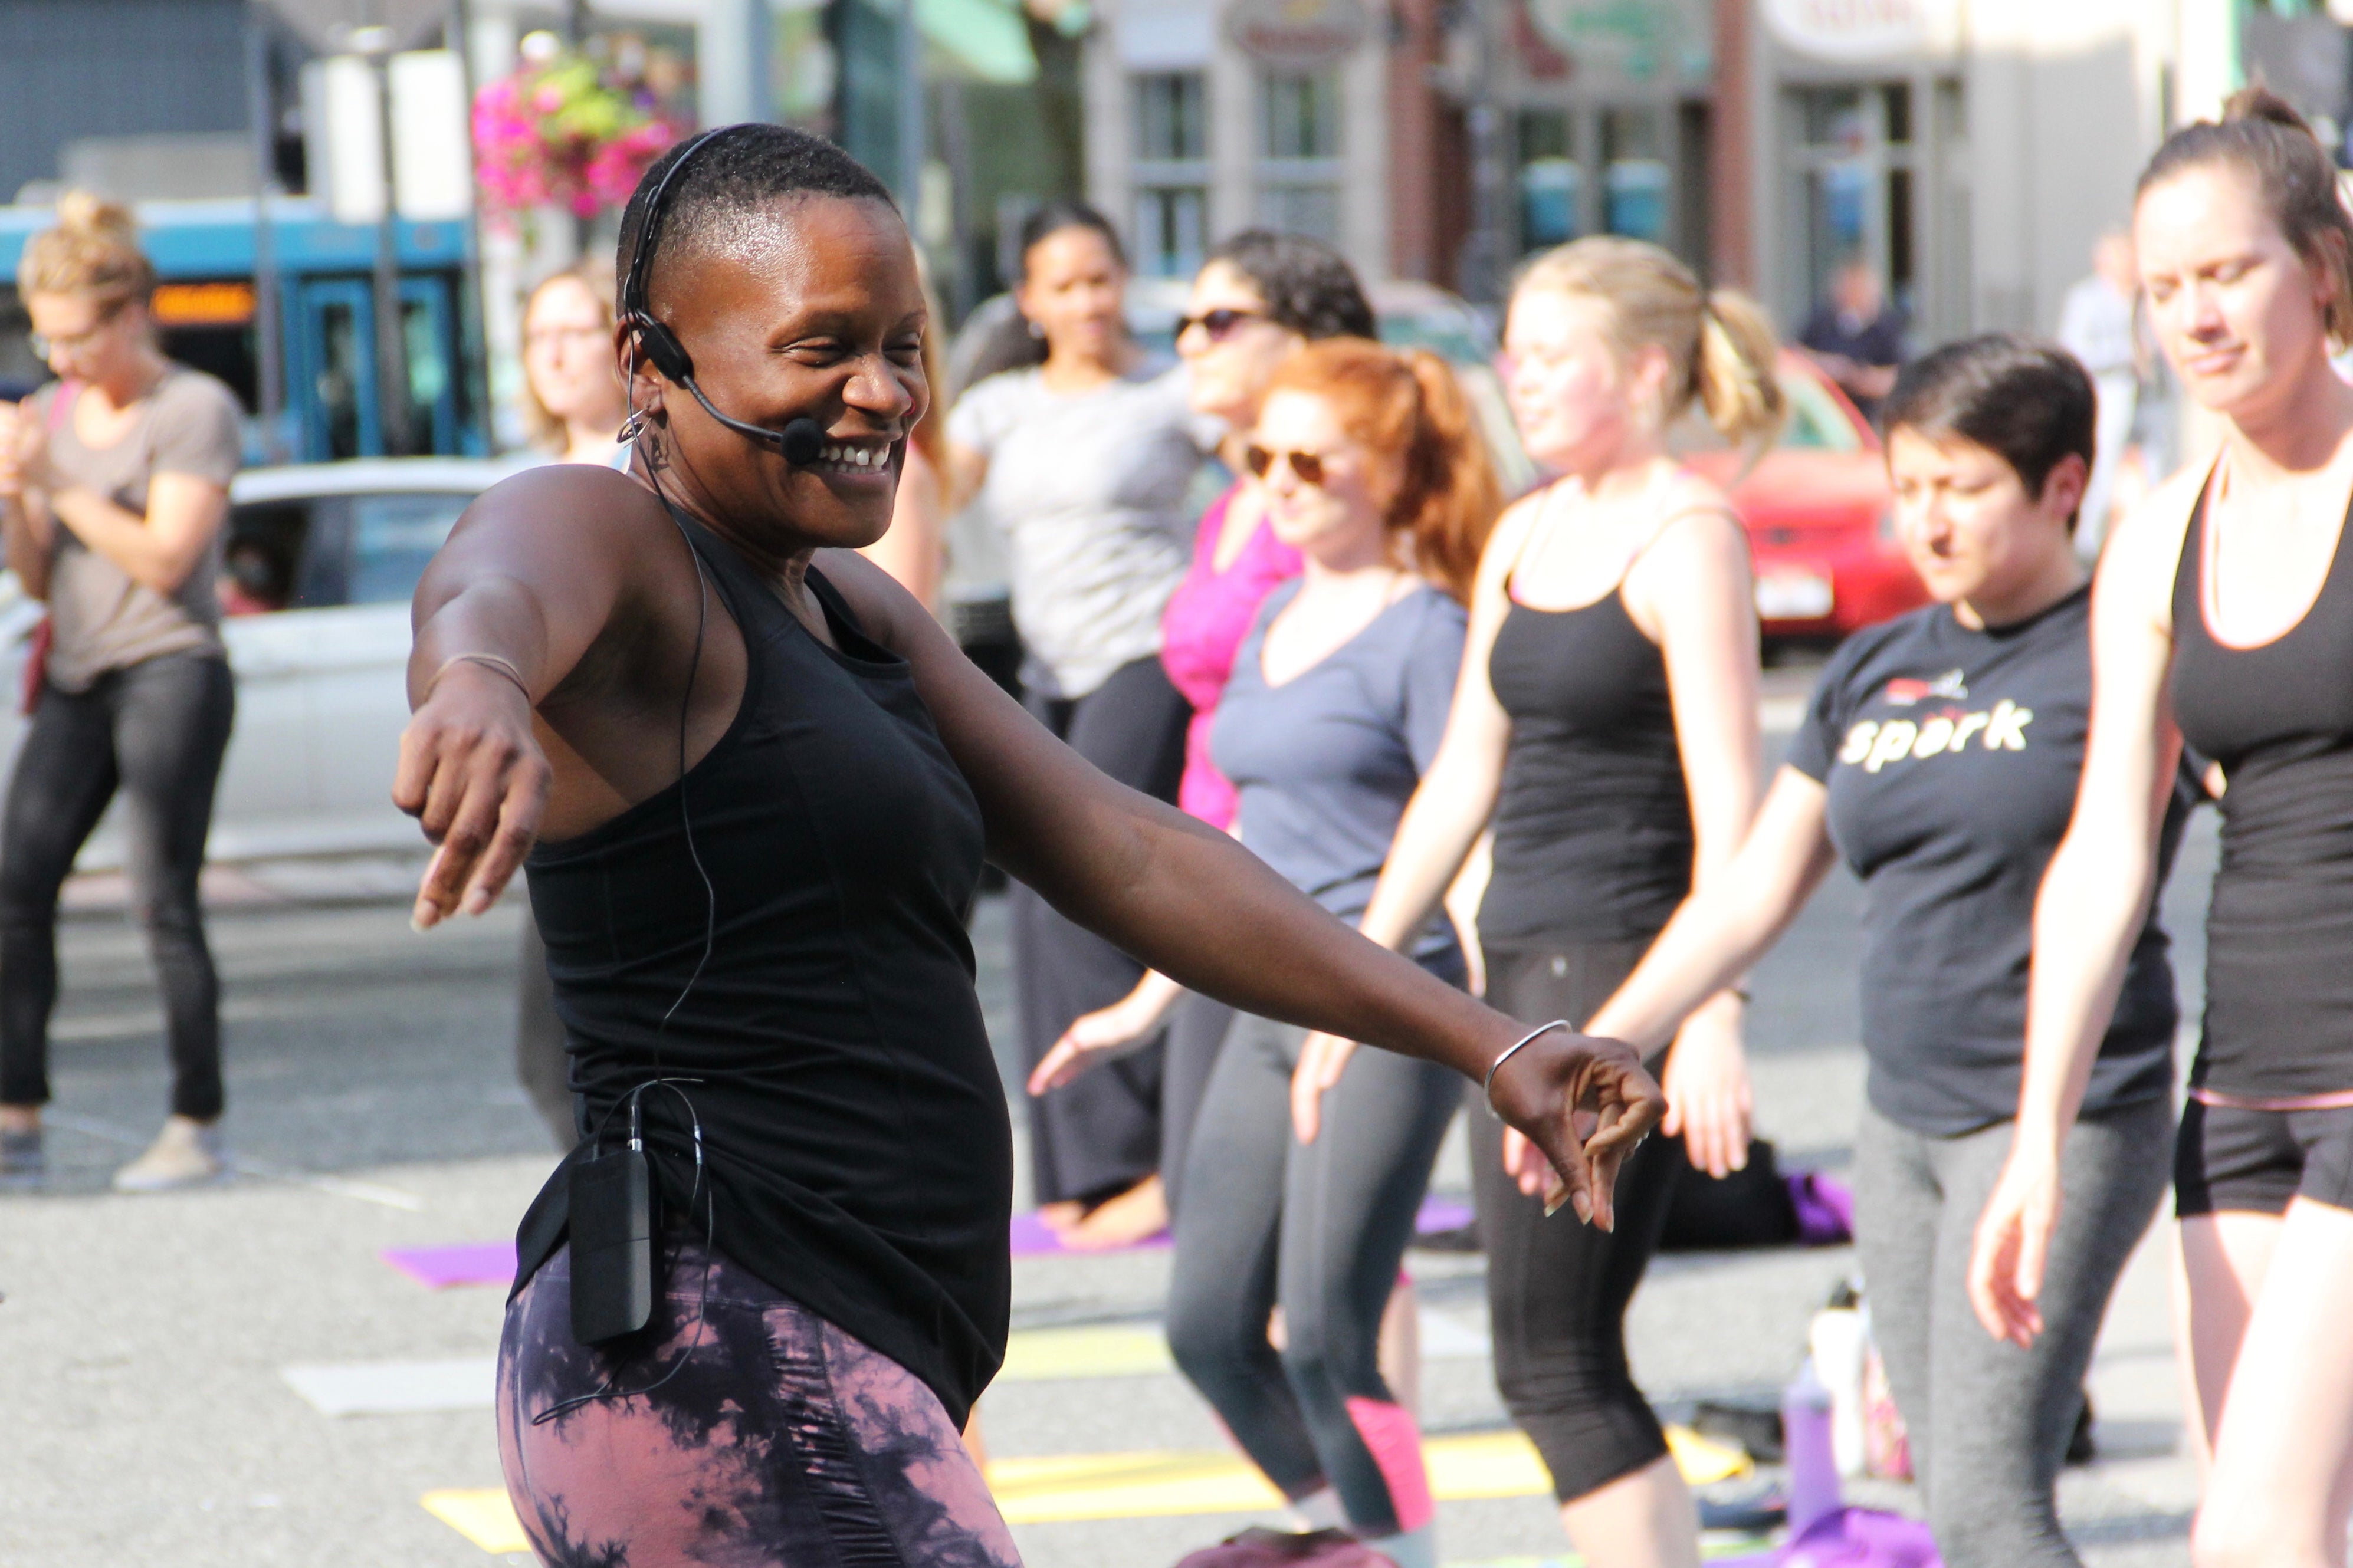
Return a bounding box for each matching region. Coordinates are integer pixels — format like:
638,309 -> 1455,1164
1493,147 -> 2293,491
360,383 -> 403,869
1459,0 -> 1508,307
897,0 -> 926,213
449,0 -> 491,456
244,4 -> 289,464
358,30 -> 415,458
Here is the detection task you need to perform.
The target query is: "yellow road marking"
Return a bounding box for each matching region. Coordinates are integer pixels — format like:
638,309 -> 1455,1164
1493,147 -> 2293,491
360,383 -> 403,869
422,1427 -> 1748,1546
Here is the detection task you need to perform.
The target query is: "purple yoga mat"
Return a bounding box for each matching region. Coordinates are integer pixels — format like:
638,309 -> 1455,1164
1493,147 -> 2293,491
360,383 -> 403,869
382,1240 -> 519,1289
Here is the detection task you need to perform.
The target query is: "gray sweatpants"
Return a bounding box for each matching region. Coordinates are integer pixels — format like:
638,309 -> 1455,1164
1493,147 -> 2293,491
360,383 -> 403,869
1853,1095 -> 2171,1568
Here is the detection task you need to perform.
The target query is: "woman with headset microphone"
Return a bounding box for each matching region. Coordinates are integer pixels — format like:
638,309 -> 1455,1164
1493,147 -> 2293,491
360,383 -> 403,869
398,124 -> 1662,1566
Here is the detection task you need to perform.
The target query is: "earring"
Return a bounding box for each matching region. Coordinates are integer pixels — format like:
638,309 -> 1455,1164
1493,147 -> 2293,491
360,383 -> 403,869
1026,317 -> 1043,340
619,404 -> 650,442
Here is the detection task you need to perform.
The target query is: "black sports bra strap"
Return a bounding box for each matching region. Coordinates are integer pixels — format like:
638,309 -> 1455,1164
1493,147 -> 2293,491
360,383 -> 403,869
2170,459 -> 2224,646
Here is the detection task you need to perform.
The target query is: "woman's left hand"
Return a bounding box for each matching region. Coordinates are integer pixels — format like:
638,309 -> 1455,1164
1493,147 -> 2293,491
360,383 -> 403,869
1290,1031 -> 1359,1143
1659,994 -> 1752,1179
1486,1030 -> 1666,1229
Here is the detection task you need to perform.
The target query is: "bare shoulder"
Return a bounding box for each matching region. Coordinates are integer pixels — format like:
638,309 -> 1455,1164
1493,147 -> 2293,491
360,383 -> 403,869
448,463 -> 665,550
1473,485 -> 1548,589
2093,458 -> 2207,636
1639,472 -> 1753,573
810,545 -> 951,659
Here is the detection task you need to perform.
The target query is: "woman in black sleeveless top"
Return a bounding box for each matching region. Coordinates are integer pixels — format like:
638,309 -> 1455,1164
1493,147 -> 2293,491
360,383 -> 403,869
392,126 -> 1660,1568
1968,92 -> 2353,1568
1302,238 -> 1784,1564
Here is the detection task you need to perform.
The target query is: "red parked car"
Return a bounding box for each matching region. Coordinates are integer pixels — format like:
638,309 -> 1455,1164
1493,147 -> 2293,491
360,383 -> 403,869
1682,354 -> 1926,639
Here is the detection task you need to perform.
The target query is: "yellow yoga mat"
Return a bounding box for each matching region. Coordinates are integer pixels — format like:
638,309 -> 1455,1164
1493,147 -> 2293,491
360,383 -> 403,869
421,1426 -> 1749,1547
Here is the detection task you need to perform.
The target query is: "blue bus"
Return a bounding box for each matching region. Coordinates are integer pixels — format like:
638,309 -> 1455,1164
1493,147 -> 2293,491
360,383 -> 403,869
0,197 -> 488,464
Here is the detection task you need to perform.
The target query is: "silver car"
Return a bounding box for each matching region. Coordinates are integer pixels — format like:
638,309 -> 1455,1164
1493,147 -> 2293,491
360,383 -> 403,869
0,457 -> 510,868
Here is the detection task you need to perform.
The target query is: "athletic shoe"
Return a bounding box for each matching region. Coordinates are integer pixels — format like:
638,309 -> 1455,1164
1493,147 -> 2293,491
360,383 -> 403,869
0,1127 -> 42,1189
111,1116 -> 225,1192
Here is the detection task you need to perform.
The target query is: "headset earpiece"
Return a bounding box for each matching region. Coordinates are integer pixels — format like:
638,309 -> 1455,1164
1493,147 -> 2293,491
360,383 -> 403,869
633,317 -> 695,387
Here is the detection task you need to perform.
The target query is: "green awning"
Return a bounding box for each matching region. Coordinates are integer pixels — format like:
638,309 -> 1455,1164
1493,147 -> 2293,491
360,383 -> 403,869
920,0 -> 1037,84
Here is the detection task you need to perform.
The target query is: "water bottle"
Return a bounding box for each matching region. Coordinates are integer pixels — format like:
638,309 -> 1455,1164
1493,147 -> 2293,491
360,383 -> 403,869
1781,1355 -> 1841,1537
1810,1303 -> 1869,1478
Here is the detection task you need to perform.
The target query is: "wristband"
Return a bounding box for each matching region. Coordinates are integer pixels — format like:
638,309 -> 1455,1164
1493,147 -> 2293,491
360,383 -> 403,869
1483,1018 -> 1571,1118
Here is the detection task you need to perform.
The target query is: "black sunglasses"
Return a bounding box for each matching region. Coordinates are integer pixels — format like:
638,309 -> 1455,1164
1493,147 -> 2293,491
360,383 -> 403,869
1243,445 -> 1327,486
1175,307 -> 1271,343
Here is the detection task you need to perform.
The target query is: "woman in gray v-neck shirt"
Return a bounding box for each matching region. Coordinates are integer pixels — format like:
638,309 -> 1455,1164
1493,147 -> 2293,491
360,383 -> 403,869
944,203 -> 1212,1244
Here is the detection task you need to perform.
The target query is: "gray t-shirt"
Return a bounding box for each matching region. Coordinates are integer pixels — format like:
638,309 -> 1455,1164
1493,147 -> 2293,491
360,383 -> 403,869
37,367 -> 242,692
946,363 -> 1212,699
1212,580 -> 1467,958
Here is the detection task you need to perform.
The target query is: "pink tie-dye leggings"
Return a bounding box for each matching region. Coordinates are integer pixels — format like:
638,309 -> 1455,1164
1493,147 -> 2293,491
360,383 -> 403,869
497,1240 -> 1022,1567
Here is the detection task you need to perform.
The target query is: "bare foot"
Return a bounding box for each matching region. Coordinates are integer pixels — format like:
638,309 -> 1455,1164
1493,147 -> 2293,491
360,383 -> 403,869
1062,1175 -> 1169,1251
0,1105 -> 38,1135
1035,1201 -> 1087,1235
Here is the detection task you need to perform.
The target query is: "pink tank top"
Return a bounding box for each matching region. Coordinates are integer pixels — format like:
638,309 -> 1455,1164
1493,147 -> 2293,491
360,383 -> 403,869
1159,484 -> 1302,828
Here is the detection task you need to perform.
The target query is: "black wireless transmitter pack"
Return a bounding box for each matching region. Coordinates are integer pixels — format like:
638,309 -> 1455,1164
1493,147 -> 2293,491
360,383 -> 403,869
567,1099 -> 657,1346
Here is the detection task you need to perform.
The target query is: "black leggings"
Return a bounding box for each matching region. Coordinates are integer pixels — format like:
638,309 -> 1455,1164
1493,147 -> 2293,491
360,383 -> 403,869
1476,937 -> 1680,1502
1012,654 -> 1190,1205
0,654 -> 235,1119
1167,1002 -> 1460,1537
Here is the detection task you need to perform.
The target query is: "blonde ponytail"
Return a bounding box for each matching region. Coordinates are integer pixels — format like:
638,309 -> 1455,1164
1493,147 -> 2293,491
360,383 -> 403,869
1514,236 -> 1787,453
1261,338 -> 1504,604
19,189 -> 155,305
1696,290 -> 1787,448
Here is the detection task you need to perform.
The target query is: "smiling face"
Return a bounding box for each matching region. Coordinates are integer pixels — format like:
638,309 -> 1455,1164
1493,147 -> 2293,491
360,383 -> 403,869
1502,288 -> 1666,473
628,192 -> 928,553
1177,260 -> 1305,425
523,274 -> 624,430
1249,387 -> 1397,566
1886,426 -> 2083,610
1013,226 -> 1128,363
2136,161 -> 2338,422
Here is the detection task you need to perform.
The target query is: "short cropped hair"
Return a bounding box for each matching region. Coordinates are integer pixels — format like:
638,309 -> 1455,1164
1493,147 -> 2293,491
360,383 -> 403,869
1879,333 -> 2096,528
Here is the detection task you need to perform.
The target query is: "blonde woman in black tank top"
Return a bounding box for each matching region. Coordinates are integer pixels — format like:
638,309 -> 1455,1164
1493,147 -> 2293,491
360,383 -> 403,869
1967,91 -> 2353,1568
1296,238 -> 1784,1567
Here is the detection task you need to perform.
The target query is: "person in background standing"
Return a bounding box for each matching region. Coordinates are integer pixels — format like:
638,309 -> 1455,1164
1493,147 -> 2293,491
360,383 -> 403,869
1038,340 -> 1499,1568
946,202 -> 1212,1248
1302,236 -> 1784,1567
519,259 -> 630,468
1800,256 -> 1907,419
2056,230 -> 2150,560
1036,229 -> 1374,1214
1968,88 -> 2353,1568
0,193 -> 244,1191
1586,336 -> 2182,1568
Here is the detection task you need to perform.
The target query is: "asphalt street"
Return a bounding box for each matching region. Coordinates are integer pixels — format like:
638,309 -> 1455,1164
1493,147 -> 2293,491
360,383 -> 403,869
0,693 -> 2217,1567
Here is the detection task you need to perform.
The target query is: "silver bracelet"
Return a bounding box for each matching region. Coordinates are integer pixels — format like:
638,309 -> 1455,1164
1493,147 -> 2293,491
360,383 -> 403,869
1483,1019 -> 1571,1117
427,652 -> 531,702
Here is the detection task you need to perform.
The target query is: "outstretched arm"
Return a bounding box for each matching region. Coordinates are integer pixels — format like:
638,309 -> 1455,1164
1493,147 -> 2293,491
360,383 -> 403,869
1968,488 -> 2189,1346
821,548 -> 1665,1225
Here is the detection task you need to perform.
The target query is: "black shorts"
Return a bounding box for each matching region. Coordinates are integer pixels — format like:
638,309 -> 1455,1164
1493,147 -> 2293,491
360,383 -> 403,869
2174,1097 -> 2353,1217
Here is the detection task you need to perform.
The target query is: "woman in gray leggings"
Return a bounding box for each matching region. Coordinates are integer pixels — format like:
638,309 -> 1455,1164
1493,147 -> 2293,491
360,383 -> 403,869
1035,339 -> 1499,1567
1578,336 -> 2186,1568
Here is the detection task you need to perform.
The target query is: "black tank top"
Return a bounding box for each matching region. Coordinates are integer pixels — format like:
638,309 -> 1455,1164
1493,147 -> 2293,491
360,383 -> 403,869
511,513 -> 1009,1422
1479,527 -> 1695,945
2170,471 -> 2353,1095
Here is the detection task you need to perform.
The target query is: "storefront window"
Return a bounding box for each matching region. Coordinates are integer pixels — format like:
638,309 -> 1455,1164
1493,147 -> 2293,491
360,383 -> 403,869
1602,107 -> 1666,243
1136,71 -> 1210,277
1788,83 -> 1918,320
1517,110 -> 1578,251
1258,69 -> 1342,245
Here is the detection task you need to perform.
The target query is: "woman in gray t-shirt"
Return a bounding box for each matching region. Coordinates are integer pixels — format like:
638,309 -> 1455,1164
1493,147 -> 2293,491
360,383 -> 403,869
944,203 -> 1211,1247
0,193 -> 242,1194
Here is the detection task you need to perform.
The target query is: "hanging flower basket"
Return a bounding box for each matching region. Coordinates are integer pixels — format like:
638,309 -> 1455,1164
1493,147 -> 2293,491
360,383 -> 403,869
473,50 -> 683,226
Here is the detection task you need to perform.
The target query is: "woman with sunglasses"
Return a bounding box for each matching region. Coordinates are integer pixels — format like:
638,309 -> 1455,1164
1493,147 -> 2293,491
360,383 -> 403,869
945,202 -> 1213,1249
398,124 -> 1662,1566
0,193 -> 245,1192
1157,338 -> 1497,1568
1294,238 -> 1783,1567
1031,231 -> 1375,1215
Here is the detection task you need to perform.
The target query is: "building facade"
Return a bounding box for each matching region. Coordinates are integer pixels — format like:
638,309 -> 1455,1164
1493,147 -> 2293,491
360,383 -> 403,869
1082,0 -> 2267,354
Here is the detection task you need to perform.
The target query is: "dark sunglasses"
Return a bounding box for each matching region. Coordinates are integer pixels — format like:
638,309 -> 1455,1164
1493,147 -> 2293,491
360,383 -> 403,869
1175,307 -> 1270,343
1243,444 -> 1327,486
